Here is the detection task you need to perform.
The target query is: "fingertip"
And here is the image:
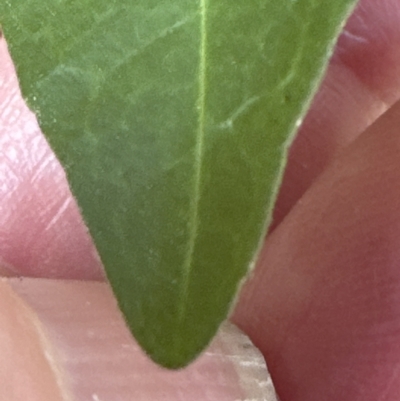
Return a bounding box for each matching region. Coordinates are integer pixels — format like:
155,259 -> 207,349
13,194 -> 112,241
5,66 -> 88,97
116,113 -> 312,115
0,38 -> 104,281
235,100 -> 400,400
272,0 -> 400,229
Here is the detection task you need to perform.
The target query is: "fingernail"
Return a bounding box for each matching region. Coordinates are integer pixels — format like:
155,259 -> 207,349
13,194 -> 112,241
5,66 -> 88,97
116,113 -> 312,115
0,279 -> 68,401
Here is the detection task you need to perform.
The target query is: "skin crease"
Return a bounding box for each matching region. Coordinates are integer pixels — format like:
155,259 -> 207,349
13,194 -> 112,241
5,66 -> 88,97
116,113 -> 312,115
2,0 -> 400,399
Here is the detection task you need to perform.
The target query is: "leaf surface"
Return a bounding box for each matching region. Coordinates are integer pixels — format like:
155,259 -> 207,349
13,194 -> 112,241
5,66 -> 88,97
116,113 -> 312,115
0,0 -> 358,367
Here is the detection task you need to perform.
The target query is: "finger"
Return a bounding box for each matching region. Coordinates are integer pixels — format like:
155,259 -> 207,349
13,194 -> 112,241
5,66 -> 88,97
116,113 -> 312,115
234,100 -> 400,400
0,39 -> 104,280
2,277 -> 276,401
272,0 -> 400,228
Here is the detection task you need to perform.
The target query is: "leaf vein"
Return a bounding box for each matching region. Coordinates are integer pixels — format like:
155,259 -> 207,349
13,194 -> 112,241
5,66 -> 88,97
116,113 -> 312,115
112,16 -> 195,71
218,95 -> 261,130
177,0 -> 208,325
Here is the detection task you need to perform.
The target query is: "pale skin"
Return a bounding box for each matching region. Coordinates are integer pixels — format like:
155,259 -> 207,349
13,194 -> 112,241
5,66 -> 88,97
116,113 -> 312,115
2,0 -> 400,399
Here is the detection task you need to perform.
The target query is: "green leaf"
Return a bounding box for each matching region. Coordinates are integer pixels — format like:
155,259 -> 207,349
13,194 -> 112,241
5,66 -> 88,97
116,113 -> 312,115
0,0 -> 358,368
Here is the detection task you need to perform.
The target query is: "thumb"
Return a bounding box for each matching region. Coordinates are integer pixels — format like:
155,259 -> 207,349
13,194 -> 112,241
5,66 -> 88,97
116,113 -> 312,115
2,277 -> 276,401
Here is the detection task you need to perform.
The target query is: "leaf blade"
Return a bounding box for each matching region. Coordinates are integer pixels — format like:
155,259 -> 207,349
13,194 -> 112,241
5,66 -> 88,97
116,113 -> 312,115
0,0 -> 358,367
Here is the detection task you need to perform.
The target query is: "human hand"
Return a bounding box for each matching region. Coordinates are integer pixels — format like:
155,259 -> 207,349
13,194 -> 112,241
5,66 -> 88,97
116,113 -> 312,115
2,0 -> 400,399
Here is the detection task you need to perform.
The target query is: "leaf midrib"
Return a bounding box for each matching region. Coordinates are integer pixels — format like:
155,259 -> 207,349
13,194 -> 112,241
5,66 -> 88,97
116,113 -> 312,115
177,0 -> 208,326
